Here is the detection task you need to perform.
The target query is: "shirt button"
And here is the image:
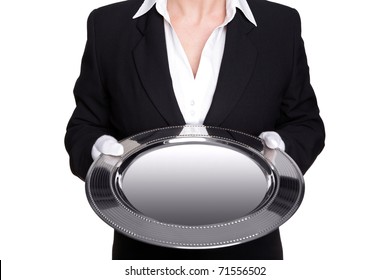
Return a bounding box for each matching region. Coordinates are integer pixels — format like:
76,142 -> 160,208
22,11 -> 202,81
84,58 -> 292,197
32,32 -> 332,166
190,100 -> 195,106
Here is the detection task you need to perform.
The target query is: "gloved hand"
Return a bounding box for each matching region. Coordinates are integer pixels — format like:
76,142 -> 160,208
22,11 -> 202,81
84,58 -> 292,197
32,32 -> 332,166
259,131 -> 285,151
91,135 -> 124,161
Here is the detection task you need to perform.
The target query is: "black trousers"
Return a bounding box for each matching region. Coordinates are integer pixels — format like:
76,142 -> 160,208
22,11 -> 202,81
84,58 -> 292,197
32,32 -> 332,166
112,229 -> 283,260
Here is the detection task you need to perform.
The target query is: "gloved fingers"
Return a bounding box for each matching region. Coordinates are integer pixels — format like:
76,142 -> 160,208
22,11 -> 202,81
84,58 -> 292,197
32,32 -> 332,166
91,145 -> 101,161
100,139 -> 124,156
91,135 -> 124,160
259,131 -> 285,151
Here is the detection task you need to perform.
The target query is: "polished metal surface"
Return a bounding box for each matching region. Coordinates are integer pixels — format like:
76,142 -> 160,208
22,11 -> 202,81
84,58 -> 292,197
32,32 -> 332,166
121,143 -> 269,226
86,125 -> 304,249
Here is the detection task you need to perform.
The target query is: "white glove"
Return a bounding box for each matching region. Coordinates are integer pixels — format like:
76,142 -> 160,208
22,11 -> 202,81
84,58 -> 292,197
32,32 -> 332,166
259,131 -> 285,151
91,135 -> 124,161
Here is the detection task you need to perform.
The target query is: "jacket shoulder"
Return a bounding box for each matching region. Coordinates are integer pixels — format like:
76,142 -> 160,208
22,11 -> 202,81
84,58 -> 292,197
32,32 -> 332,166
91,0 -> 143,21
247,0 -> 300,24
248,0 -> 297,13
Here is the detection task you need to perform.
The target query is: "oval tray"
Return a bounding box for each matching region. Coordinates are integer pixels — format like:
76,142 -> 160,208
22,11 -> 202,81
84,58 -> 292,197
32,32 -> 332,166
86,125 -> 304,249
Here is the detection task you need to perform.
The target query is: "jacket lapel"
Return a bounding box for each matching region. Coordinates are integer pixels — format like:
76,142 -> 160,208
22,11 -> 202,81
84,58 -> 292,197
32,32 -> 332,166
204,11 -> 257,126
133,7 -> 185,125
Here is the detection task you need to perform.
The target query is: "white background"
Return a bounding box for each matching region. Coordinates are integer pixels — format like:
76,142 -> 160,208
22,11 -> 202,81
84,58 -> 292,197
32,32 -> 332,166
0,0 -> 389,279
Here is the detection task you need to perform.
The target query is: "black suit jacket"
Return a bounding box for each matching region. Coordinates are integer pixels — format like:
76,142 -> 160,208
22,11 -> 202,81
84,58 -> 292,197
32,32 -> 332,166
65,0 -> 325,259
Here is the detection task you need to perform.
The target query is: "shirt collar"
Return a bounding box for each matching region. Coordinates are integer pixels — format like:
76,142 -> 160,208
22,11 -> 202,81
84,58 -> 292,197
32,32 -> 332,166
132,0 -> 257,27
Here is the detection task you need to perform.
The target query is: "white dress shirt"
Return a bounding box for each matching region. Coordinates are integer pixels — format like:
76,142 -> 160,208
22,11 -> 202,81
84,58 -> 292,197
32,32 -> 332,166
133,0 -> 257,124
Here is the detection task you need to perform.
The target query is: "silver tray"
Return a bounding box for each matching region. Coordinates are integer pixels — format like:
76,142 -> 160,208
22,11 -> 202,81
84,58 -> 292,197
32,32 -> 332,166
86,126 -> 304,249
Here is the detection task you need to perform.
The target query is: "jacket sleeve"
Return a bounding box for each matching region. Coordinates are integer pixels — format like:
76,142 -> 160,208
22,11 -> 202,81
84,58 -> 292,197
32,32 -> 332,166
275,10 -> 325,174
65,10 -> 111,181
